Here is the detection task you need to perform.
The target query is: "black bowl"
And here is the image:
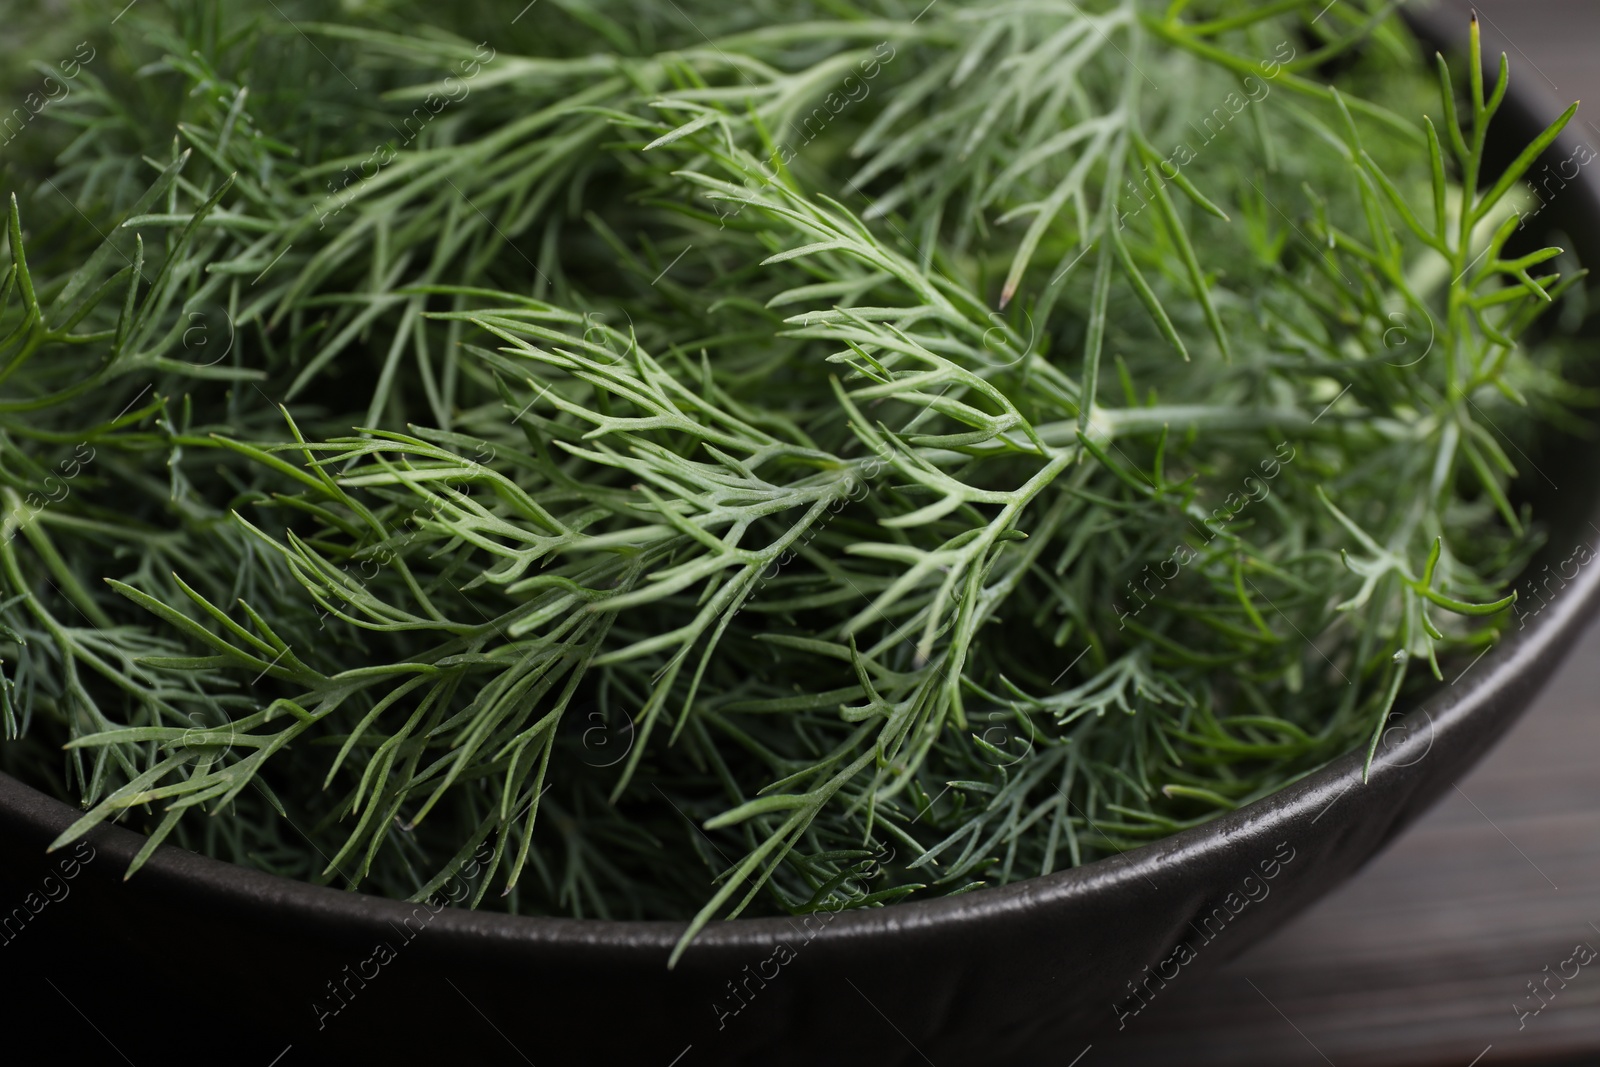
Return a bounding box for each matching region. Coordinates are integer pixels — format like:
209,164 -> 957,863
4,13 -> 1597,1066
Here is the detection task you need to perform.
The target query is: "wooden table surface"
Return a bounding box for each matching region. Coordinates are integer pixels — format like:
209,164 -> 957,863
1093,11 -> 1600,1064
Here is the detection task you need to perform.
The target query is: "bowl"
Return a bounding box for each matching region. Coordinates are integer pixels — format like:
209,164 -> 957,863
4,12 -> 1597,1066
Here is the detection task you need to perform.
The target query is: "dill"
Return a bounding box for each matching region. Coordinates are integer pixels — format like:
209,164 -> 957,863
0,0 -> 1585,963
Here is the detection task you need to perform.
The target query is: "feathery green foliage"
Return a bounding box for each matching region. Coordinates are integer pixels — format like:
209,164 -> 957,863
0,0 -> 1587,963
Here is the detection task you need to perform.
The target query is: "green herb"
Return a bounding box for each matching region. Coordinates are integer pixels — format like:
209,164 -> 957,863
0,0 -> 1585,964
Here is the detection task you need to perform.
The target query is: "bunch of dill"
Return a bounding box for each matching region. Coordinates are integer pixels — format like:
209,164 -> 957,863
0,0 -> 1586,960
